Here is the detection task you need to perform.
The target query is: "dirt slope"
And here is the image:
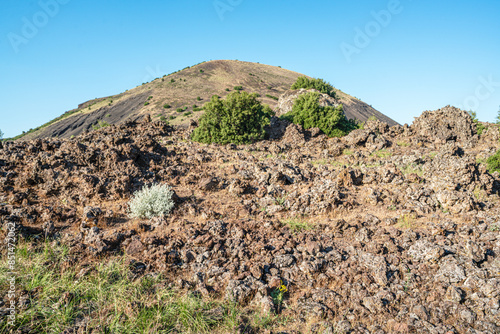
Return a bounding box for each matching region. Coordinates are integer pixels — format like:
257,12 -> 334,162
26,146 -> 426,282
21,60 -> 398,140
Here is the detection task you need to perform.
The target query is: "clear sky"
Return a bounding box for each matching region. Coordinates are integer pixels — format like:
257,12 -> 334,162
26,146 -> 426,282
1,0 -> 499,138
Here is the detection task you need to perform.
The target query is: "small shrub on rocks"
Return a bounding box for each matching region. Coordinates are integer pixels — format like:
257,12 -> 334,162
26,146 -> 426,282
291,76 -> 336,98
128,184 -> 175,219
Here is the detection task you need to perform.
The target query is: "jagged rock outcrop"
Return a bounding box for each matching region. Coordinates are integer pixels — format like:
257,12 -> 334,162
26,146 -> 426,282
411,105 -> 477,144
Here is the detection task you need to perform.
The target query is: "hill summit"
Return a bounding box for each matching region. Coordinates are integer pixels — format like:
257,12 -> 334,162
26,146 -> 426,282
19,60 -> 397,140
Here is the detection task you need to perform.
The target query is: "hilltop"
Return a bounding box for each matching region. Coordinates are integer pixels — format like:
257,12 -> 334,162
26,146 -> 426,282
16,60 -> 397,140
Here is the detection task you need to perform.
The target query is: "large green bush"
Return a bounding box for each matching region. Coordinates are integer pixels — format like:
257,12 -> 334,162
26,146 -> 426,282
282,92 -> 357,137
291,76 -> 336,98
192,91 -> 274,144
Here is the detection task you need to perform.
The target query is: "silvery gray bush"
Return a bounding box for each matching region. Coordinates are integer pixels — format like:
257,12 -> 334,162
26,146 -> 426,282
128,183 -> 175,219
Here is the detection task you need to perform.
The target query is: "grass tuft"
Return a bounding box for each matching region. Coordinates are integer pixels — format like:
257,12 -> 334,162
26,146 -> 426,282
282,217 -> 314,233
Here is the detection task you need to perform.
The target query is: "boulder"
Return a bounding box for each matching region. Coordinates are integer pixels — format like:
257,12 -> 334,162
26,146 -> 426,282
411,105 -> 477,143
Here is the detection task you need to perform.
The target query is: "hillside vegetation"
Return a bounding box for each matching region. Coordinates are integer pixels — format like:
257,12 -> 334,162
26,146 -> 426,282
12,60 -> 397,140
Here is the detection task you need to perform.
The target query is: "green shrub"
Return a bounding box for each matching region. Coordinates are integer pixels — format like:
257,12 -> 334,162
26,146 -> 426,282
144,102 -> 150,106
234,86 -> 243,91
176,108 -> 183,113
92,121 -> 110,131
148,96 -> 153,100
159,115 -> 169,123
266,94 -> 279,101
192,104 -> 198,108
197,96 -> 202,101
170,79 -> 175,83
487,150 -> 500,173
163,104 -> 171,109
200,69 -> 204,73
477,123 -> 486,136
128,183 -> 175,219
184,111 -> 192,116
225,88 -> 230,92
281,92 -> 357,137
468,110 -> 486,136
291,76 -> 336,98
193,107 -> 204,112
169,115 -> 176,120
191,91 -> 274,145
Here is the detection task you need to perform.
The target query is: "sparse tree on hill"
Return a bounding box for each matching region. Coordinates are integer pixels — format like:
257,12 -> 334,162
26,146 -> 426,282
0,129 -> 3,140
496,105 -> 500,124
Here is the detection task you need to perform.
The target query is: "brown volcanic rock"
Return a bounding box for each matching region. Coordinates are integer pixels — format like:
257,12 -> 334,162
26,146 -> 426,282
2,112 -> 500,333
411,105 -> 477,144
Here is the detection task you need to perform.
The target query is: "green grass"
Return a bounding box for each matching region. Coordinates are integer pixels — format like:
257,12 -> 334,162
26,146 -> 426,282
371,149 -> 392,158
0,239 -> 288,334
400,164 -> 423,177
91,121 -> 110,131
342,149 -> 353,156
426,152 -> 438,160
265,94 -> 279,101
396,141 -> 410,147
282,217 -> 314,233
397,214 -> 416,229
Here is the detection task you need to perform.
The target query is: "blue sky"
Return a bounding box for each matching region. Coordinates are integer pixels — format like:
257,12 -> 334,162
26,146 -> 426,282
1,0 -> 499,138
